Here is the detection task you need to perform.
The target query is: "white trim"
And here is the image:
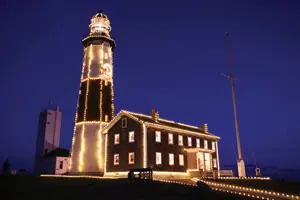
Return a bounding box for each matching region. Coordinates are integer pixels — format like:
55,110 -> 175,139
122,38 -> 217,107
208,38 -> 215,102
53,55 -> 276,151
216,141 -> 220,171
144,122 -> 220,139
143,124 -> 147,168
184,148 -> 215,153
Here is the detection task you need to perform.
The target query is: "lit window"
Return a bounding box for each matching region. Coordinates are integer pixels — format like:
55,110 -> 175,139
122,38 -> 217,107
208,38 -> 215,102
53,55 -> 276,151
178,135 -> 183,146
155,131 -> 161,143
179,154 -> 184,166
213,158 -> 217,168
212,141 -> 215,150
128,152 -> 135,164
168,133 -> 173,144
114,134 -> 120,145
169,153 -> 174,165
204,140 -> 208,149
114,154 -> 119,166
156,152 -> 162,165
105,114 -> 108,122
188,137 -> 192,147
129,131 -> 135,143
122,118 -> 127,128
105,52 -> 108,59
196,138 -> 200,148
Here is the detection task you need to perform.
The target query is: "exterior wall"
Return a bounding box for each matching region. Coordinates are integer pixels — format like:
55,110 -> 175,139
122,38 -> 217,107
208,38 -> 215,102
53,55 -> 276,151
55,157 -> 70,174
70,123 -> 106,173
35,107 -> 61,157
147,127 -> 187,172
106,117 -> 143,172
147,127 -> 219,172
35,156 -> 70,175
70,40 -> 114,174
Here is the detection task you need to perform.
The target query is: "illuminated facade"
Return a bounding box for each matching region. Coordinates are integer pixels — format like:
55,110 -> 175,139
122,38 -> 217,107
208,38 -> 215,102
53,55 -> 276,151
70,11 -> 115,174
70,12 -> 221,178
102,109 -> 220,178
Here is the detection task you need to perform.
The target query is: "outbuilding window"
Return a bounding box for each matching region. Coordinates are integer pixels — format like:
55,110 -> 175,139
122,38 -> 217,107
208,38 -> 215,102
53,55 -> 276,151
59,161 -> 63,169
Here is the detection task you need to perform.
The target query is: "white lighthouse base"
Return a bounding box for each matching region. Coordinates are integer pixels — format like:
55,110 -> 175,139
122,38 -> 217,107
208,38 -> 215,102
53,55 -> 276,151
237,159 -> 246,177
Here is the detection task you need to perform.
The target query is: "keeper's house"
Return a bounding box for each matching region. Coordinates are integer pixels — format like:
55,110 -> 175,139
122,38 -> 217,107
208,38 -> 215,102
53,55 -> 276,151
103,109 -> 220,178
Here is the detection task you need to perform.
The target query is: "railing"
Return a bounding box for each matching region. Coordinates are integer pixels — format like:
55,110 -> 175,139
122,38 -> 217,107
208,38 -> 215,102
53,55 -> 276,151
219,170 -> 234,177
128,168 -> 153,182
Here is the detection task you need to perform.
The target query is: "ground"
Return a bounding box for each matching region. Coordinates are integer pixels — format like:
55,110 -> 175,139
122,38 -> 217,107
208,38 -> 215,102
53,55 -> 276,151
0,175 -> 253,200
209,178 -> 300,196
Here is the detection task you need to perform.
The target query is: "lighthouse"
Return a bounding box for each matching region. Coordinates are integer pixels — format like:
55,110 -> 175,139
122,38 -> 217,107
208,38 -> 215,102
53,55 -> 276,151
70,11 -> 115,174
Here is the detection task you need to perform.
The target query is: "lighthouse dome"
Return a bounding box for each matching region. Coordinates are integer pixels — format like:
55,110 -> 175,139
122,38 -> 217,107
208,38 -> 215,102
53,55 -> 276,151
89,11 -> 111,35
93,11 -> 108,19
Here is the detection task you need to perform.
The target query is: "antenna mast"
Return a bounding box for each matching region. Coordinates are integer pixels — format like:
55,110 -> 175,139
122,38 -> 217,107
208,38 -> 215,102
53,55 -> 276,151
223,32 -> 246,177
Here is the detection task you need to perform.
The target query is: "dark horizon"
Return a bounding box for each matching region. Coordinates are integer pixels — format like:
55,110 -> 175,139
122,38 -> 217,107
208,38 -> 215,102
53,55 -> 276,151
1,0 -> 300,177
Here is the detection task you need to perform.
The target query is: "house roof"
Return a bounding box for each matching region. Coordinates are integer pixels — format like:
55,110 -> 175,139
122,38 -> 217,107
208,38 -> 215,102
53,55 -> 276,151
103,110 -> 220,139
45,148 -> 70,158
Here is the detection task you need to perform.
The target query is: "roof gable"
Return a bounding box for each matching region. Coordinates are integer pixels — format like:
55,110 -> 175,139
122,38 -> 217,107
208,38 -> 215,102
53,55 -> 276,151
102,110 -> 143,133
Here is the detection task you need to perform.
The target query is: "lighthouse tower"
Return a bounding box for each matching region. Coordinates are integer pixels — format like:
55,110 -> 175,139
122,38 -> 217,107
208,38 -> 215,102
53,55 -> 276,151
70,11 -> 115,174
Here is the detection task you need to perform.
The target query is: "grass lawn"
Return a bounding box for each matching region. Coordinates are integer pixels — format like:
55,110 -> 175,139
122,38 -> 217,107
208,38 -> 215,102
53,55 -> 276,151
208,178 -> 300,195
0,175 -> 254,200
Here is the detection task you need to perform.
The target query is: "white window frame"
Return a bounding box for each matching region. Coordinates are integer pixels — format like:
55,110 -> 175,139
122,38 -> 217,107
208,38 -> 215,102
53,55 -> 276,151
179,154 -> 184,166
188,137 -> 192,147
204,140 -> 208,149
169,153 -> 174,166
196,138 -> 200,148
114,134 -> 120,145
168,133 -> 173,145
155,131 -> 161,143
114,154 -> 119,166
122,118 -> 127,128
129,131 -> 135,143
156,152 -> 162,165
128,152 -> 135,164
212,141 -> 215,150
178,135 -> 183,146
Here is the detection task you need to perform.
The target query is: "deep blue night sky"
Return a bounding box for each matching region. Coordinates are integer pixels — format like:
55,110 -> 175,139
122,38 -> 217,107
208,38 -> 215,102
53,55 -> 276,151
1,0 -> 299,173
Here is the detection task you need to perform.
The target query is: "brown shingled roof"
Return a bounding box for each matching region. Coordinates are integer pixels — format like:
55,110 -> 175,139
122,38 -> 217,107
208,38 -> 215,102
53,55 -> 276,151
126,111 -> 213,135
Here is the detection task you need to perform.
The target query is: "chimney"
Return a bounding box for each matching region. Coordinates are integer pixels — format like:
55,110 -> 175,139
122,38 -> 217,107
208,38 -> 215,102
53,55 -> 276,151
200,123 -> 208,133
151,109 -> 159,122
